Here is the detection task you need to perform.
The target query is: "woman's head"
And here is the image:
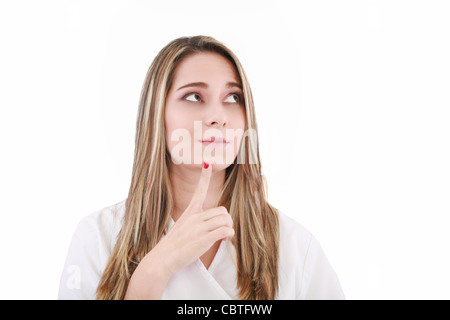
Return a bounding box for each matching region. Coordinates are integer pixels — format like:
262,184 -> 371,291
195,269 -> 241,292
96,36 -> 279,300
136,35 -> 259,175
165,51 -> 246,171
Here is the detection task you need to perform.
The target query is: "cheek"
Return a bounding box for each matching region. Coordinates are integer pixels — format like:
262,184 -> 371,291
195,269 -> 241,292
240,107 -> 247,129
165,107 -> 183,151
166,102 -> 189,129
226,108 -> 247,154
165,101 -> 197,132
229,106 -> 246,130
236,108 -> 247,136
165,106 -> 196,157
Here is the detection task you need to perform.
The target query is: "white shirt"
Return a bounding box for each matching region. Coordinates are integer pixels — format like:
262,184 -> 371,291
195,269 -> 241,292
58,199 -> 345,300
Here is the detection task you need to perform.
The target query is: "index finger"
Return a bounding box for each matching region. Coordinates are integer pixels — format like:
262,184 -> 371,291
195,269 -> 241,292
187,162 -> 212,212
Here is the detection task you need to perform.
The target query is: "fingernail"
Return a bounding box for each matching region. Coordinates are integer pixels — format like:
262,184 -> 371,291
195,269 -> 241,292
203,162 -> 209,169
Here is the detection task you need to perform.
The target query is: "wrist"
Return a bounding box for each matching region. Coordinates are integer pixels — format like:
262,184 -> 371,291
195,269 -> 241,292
125,250 -> 174,300
143,249 -> 175,281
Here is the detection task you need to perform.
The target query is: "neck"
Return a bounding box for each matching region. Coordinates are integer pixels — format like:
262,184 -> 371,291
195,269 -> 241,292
169,164 -> 225,221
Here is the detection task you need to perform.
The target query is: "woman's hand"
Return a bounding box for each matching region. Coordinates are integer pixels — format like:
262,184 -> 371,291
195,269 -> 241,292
124,163 -> 234,299
154,162 -> 234,274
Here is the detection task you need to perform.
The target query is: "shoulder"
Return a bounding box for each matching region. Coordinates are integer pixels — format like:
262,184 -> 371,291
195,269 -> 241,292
58,199 -> 126,300
276,210 -> 345,299
277,210 -> 315,271
74,199 -> 126,250
278,210 -> 314,249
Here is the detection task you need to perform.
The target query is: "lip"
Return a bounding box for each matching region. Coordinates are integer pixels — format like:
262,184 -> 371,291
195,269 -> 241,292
200,136 -> 229,146
200,136 -> 229,143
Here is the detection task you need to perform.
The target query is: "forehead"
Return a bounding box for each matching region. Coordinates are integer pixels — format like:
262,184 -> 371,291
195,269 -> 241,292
172,52 -> 240,85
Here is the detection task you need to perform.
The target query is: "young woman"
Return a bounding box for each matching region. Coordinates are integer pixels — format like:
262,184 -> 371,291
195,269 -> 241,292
58,35 -> 345,300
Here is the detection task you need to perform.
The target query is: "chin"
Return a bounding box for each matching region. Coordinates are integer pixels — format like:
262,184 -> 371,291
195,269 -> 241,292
209,162 -> 233,172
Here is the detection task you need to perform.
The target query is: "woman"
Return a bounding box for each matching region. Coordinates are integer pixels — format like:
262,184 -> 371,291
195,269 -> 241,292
58,35 -> 345,300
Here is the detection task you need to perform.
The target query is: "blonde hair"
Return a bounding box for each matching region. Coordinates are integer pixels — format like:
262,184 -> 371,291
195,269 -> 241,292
96,35 -> 279,300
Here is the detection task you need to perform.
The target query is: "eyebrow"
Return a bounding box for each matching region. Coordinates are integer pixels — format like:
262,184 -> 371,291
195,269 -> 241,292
176,81 -> 242,91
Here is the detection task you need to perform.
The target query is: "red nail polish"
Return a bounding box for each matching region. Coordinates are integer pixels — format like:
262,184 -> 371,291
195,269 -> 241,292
203,162 -> 209,169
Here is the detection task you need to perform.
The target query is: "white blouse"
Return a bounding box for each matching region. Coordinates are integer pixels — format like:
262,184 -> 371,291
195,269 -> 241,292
58,199 -> 345,300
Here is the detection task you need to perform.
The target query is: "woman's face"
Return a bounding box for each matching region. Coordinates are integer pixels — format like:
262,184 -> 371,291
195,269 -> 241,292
165,52 -> 246,171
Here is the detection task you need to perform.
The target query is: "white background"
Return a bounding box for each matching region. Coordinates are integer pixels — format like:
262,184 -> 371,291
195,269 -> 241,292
1,0 -> 449,300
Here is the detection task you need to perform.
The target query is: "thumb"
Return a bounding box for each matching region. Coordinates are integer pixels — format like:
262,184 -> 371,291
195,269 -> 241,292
187,162 -> 212,212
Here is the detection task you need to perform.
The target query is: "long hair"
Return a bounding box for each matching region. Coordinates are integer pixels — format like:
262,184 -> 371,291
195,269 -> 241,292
96,35 -> 279,300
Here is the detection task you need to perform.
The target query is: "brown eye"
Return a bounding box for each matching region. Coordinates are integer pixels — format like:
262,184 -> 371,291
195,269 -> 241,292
224,93 -> 240,103
185,93 -> 201,102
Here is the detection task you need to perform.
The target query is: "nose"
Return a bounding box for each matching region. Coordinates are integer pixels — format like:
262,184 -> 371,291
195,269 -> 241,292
206,117 -> 226,127
205,106 -> 227,128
